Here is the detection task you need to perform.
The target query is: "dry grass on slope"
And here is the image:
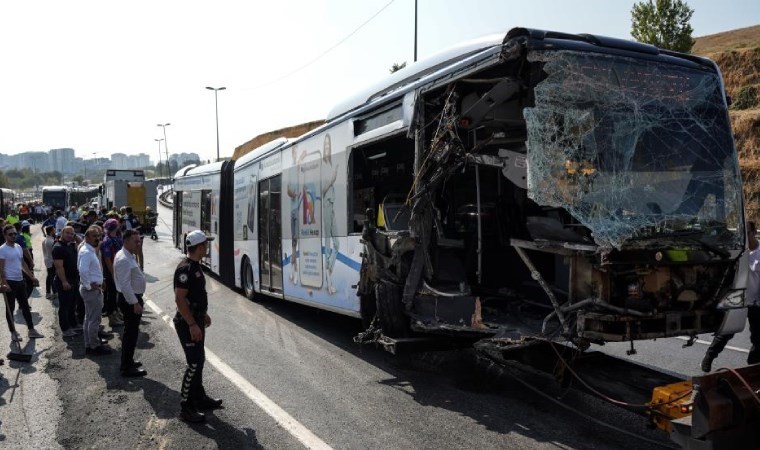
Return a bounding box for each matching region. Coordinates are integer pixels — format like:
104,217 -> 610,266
692,24 -> 760,55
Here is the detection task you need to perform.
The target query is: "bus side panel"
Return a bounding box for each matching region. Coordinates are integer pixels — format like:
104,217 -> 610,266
181,190 -> 201,245
280,124 -> 360,314
232,162 -> 259,290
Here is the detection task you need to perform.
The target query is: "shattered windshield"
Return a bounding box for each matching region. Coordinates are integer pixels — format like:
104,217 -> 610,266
524,50 -> 742,250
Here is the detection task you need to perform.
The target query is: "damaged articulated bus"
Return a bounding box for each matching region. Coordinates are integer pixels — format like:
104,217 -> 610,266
356,28 -> 748,352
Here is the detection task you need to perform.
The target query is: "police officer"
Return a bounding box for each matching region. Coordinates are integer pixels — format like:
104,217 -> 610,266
174,230 -> 223,423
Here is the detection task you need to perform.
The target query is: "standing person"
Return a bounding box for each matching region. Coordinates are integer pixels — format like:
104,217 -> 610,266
114,229 -> 147,377
0,224 -> 44,341
68,206 -> 80,222
34,204 -> 44,223
41,213 -> 56,233
6,210 -> 19,226
42,226 -> 57,299
20,221 -> 33,260
53,226 -> 81,337
78,226 -> 110,355
123,207 -> 144,270
15,222 -> 35,299
101,219 -> 124,327
174,230 -> 223,423
702,220 -> 760,371
18,204 -> 29,222
55,211 -> 67,235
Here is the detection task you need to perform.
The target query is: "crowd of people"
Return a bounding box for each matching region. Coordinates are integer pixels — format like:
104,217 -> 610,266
0,203 -> 221,422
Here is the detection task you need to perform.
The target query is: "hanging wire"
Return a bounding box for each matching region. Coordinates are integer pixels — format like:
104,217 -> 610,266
243,0 -> 397,91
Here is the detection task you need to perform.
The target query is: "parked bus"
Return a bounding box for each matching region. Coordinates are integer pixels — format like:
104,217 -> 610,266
42,186 -> 70,212
70,186 -> 101,209
174,27 -> 747,348
0,188 -> 16,218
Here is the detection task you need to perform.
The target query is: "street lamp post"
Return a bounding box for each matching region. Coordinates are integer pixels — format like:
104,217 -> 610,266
156,122 -> 170,179
154,138 -> 164,178
205,86 -> 226,161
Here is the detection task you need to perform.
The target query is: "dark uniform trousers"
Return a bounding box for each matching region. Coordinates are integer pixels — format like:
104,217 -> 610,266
103,273 -> 117,317
705,305 -> 760,365
174,314 -> 206,403
5,279 -> 34,331
118,292 -> 143,370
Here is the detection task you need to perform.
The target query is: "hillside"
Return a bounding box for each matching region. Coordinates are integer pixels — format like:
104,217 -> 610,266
231,120 -> 325,161
692,24 -> 760,55
693,25 -> 760,216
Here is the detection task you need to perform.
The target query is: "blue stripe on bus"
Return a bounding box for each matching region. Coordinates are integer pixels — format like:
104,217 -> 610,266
281,247 -> 361,272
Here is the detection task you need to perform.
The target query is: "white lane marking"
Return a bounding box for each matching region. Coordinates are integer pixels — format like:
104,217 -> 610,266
674,336 -> 749,354
144,298 -> 333,450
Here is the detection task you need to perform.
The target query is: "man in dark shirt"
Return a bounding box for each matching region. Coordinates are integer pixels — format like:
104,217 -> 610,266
174,230 -> 222,423
53,226 -> 81,336
101,219 -> 123,327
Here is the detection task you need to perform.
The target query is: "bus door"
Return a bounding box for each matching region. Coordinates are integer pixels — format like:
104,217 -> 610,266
200,190 -> 212,265
174,191 -> 182,249
258,176 -> 283,293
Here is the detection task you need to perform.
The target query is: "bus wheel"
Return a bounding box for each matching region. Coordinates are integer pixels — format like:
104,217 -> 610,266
242,257 -> 256,300
374,280 -> 409,337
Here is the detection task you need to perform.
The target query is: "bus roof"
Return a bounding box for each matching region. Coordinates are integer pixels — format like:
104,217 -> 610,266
174,164 -> 197,179
182,161 -> 226,178
234,137 -> 289,170
326,33 -> 503,122
41,185 -> 69,191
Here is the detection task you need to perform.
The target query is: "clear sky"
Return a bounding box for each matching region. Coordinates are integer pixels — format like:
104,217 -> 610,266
0,0 -> 757,163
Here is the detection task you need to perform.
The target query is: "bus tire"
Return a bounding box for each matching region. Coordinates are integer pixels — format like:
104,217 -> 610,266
375,280 -> 409,337
242,257 -> 256,301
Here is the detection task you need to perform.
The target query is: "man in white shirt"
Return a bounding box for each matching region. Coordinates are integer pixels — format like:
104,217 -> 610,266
55,210 -> 67,235
42,225 -> 56,300
114,229 -> 147,377
0,224 -> 43,341
78,226 -> 110,356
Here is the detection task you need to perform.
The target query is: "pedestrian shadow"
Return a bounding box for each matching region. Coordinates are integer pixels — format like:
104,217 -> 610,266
4,338 -> 43,369
13,310 -> 43,327
143,273 -> 159,283
137,377 -> 261,449
83,352 -> 260,448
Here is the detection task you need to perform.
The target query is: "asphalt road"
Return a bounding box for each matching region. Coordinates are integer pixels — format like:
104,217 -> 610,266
0,204 -> 754,449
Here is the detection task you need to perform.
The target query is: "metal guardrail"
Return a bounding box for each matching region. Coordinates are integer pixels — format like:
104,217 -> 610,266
158,187 -> 173,208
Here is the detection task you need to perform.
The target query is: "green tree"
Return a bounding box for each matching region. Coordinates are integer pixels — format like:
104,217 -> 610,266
390,61 -> 407,74
631,0 -> 695,53
0,171 -> 9,188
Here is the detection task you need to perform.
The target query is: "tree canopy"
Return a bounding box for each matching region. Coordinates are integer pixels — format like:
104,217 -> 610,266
390,62 -> 407,74
631,0 -> 695,53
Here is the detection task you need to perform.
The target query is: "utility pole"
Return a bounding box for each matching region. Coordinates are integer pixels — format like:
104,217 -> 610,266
155,138 -> 165,178
414,0 -> 418,62
157,123 -> 171,179
205,86 -> 226,161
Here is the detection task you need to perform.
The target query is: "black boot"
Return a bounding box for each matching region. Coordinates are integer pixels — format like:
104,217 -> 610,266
195,387 -> 223,410
179,401 -> 205,423
196,395 -> 223,410
701,355 -> 714,373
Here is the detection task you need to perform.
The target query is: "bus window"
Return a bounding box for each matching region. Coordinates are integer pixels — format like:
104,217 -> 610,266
349,135 -> 414,233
